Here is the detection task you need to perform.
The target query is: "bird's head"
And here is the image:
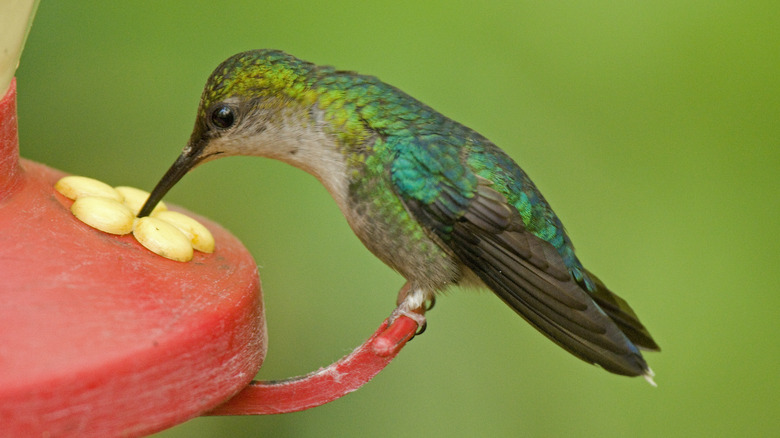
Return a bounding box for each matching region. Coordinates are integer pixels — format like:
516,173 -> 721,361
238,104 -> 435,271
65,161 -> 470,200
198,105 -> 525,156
138,49 -> 326,217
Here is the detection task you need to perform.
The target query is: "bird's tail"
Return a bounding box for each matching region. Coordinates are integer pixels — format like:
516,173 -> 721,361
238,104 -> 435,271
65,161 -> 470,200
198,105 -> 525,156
584,270 -> 660,352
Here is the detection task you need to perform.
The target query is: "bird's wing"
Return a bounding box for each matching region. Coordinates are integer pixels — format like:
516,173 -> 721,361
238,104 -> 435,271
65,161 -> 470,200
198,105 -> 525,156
390,136 -> 653,376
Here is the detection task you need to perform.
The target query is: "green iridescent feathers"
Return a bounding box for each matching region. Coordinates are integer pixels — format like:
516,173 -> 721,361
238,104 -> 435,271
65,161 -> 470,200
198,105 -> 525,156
200,50 -> 318,117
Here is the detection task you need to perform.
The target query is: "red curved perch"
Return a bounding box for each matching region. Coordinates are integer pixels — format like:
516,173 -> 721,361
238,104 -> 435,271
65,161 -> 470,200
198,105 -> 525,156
208,314 -> 419,416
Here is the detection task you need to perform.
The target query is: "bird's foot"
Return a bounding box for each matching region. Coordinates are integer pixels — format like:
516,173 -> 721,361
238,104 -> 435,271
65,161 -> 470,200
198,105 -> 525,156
373,301 -> 429,357
392,282 -> 434,335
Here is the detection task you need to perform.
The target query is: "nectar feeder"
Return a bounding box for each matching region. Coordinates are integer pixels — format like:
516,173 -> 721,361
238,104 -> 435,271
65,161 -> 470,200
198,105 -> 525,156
0,78 -> 419,437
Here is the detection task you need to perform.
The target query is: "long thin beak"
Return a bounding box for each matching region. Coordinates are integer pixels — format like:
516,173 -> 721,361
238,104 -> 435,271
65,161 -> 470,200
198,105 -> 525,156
137,149 -> 201,217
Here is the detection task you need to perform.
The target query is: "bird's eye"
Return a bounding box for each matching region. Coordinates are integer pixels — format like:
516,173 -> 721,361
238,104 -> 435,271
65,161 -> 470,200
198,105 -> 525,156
210,105 -> 235,129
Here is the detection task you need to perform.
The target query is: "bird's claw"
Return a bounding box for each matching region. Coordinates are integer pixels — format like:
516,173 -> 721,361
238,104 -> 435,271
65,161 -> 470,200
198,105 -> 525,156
392,283 -> 434,338
414,297 -> 436,335
424,295 -> 436,311
372,306 -> 427,357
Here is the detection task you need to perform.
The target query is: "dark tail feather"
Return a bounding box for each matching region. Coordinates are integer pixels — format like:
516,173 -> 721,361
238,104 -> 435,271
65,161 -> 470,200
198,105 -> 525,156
585,270 -> 660,352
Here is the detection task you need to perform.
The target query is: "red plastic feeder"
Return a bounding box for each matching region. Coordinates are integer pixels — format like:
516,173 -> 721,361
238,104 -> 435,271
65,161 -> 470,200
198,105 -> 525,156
0,79 -> 419,436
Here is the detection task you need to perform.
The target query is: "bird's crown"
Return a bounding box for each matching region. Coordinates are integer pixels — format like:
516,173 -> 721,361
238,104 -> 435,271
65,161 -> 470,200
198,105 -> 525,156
198,49 -> 323,118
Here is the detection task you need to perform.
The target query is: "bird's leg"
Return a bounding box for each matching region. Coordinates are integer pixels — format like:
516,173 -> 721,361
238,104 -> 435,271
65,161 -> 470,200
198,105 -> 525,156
392,282 -> 434,335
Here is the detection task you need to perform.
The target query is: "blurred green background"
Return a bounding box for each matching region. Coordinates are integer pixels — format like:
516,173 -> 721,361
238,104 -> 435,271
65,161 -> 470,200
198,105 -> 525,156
15,1 -> 778,437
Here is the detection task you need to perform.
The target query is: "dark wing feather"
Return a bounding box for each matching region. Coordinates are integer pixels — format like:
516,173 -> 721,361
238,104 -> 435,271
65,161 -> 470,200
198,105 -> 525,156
404,177 -> 653,376
389,133 -> 656,376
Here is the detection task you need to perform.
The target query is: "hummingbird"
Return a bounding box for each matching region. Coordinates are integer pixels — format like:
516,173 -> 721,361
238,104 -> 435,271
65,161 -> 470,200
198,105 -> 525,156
138,49 -> 659,382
